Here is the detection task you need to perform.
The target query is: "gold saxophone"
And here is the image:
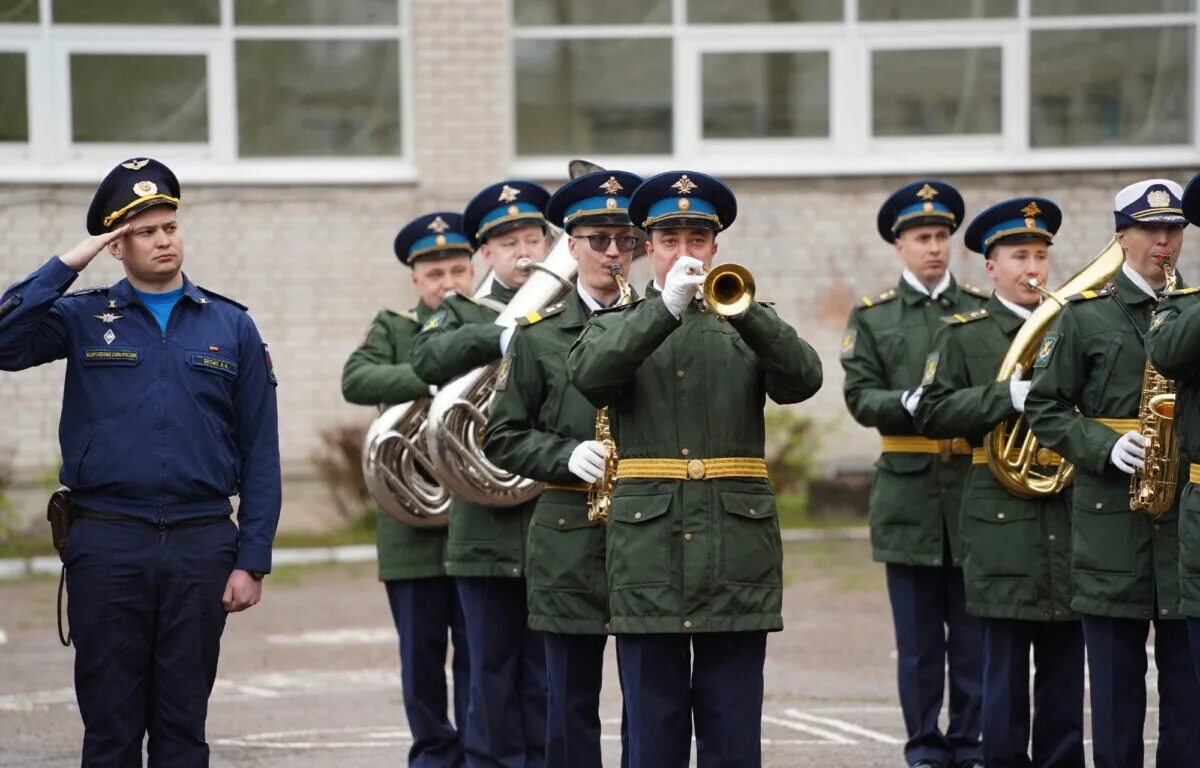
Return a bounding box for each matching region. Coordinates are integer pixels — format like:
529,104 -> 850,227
587,265 -> 633,523
1130,259 -> 1179,517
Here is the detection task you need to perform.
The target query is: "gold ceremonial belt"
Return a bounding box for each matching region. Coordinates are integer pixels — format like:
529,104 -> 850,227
1091,418 -> 1140,433
615,458 -> 769,481
543,482 -> 592,493
1190,463 -> 1200,485
971,447 -> 1062,467
880,436 -> 971,462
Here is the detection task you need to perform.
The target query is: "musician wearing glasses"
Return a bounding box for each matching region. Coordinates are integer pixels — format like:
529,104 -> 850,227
841,180 -> 987,768
1146,171 -> 1200,681
411,180 -> 552,767
1026,179 -> 1200,767
566,171 -> 822,768
483,170 -> 643,768
915,199 -> 1085,768
341,212 -> 474,767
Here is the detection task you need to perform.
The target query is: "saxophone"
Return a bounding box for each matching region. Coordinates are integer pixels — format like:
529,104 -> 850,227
586,265 -> 633,523
1130,259 -> 1179,517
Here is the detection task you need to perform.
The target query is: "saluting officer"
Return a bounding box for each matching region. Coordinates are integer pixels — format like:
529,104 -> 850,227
567,171 -> 823,768
915,198 -> 1085,768
0,158 -> 281,765
482,170 -> 643,768
1146,171 -> 1200,680
341,212 -> 474,767
841,180 -> 986,768
1026,179 -> 1200,768
411,180 -> 551,768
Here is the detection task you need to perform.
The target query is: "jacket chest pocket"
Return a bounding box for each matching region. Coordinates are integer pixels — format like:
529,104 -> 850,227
186,350 -> 238,380
80,346 -> 142,367
719,489 -> 781,585
607,492 -> 672,589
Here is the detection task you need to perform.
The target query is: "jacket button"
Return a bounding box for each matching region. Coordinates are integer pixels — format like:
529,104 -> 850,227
676,370 -> 685,379
683,619 -> 693,629
1154,524 -> 1161,531
1054,609 -> 1062,615
634,512 -> 642,520
997,512 -> 1005,520
681,448 -> 690,456
1048,534 -> 1056,542
558,518 -> 566,526
1095,502 -> 1103,509
1162,608 -> 1170,616
511,567 -> 520,575
684,532 -> 693,541
932,557 -> 941,565
604,622 -> 611,632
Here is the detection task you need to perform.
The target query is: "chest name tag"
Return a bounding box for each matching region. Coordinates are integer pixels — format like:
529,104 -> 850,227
82,347 -> 140,366
188,352 -> 238,378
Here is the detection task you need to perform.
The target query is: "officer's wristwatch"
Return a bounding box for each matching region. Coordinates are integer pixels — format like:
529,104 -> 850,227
247,569 -> 266,581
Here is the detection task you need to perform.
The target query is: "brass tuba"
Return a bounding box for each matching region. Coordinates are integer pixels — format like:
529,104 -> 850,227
1130,260 -> 1179,517
985,237 -> 1124,497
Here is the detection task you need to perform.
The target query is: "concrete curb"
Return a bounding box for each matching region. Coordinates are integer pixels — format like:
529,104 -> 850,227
0,529 -> 868,581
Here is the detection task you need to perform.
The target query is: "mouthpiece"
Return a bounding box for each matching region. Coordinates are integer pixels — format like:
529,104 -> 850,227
516,258 -> 534,273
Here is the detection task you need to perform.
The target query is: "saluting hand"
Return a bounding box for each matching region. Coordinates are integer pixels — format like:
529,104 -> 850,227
222,569 -> 263,613
662,256 -> 706,319
59,225 -> 131,272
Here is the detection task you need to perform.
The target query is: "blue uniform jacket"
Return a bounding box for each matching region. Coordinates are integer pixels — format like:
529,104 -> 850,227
0,256 -> 281,572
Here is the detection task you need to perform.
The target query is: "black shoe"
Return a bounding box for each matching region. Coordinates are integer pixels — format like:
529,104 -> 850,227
911,762 -> 941,768
957,761 -> 984,768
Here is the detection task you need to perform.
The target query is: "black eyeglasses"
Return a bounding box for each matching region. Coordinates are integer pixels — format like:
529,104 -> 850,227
583,234 -> 640,253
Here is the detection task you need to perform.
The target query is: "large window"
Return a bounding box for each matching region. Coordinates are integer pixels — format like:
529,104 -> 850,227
512,0 -> 1199,176
0,0 -> 410,181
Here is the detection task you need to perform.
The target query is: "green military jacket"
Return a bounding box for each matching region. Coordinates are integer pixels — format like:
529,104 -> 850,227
1145,286 -> 1200,616
483,290 -> 613,634
841,275 -> 990,567
915,295 -> 1075,621
567,289 -> 823,634
410,281 -> 535,578
1026,268 -> 1185,621
341,301 -> 448,582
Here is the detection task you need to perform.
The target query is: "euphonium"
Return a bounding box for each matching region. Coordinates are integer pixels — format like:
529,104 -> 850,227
587,265 -> 633,523
1130,259 -> 1179,517
985,237 -> 1124,497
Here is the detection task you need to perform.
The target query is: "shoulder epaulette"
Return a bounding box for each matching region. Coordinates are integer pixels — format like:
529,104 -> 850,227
1164,286 -> 1200,297
63,286 -> 107,298
594,298 -> 644,315
859,288 -> 897,308
1065,286 -> 1112,302
960,283 -> 991,299
385,308 -> 418,323
517,300 -> 567,327
441,290 -> 482,307
197,287 -> 248,311
941,308 -> 989,325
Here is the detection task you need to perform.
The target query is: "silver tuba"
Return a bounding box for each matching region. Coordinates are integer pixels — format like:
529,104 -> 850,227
360,270 -> 496,527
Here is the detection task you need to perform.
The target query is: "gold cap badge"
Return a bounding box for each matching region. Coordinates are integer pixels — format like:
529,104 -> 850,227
132,180 -> 157,197
1021,201 -> 1042,218
121,159 -> 149,171
671,175 -> 698,195
498,185 -> 521,203
1147,189 -> 1171,208
599,176 -> 624,195
916,183 -> 938,201
427,216 -> 450,234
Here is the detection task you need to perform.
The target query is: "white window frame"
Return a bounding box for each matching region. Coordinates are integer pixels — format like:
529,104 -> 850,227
510,0 -> 1200,178
0,0 -> 415,184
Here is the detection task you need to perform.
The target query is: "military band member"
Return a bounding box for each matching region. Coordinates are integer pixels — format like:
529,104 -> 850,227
1146,171 -> 1200,680
0,159 -> 281,764
566,171 -> 823,768
841,180 -> 986,768
915,198 -> 1085,768
341,212 -> 473,767
483,170 -> 643,768
1026,179 -> 1200,768
411,180 -> 552,768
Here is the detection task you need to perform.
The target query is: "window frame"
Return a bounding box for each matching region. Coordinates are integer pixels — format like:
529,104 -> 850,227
510,0 -> 1200,178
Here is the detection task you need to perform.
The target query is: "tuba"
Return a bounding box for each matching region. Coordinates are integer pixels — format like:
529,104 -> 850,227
1130,259 -> 1179,517
361,270 -> 496,527
985,237 -> 1124,497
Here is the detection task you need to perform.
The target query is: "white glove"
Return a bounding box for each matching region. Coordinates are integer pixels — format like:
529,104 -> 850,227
901,387 -> 923,416
568,440 -> 608,485
1009,366 -> 1031,413
1110,430 -> 1147,475
427,384 -> 438,396
500,326 -> 515,356
662,256 -> 707,319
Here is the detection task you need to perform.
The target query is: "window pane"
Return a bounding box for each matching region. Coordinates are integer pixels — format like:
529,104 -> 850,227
0,0 -> 38,22
53,0 -> 218,24
236,40 -> 400,157
1033,0 -> 1191,15
0,53 -> 27,141
702,52 -> 829,139
513,0 -> 670,25
1030,27 -> 1192,147
71,54 -> 208,142
873,48 -> 1002,136
859,0 -> 1014,20
235,0 -> 398,25
515,38 -> 672,155
689,0 -> 841,23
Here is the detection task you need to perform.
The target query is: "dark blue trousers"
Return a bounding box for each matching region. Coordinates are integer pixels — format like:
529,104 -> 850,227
616,631 -> 766,768
1082,614 -> 1200,768
980,618 -> 1085,768
65,517 -> 238,768
885,562 -> 983,767
1191,618 -> 1200,681
384,577 -> 470,768
455,577 -> 546,768
542,633 -> 627,768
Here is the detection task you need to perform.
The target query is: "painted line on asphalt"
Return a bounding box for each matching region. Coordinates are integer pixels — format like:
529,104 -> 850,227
266,627 -> 396,646
761,714 -> 855,744
782,709 -> 902,744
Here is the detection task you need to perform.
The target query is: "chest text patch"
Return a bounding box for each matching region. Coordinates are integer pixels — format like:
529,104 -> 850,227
188,351 -> 238,379
82,347 -> 140,366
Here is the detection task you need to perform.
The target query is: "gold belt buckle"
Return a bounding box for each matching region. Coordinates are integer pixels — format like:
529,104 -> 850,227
686,459 -> 706,480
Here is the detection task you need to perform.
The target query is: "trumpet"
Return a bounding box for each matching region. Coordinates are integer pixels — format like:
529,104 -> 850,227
699,262 -> 755,317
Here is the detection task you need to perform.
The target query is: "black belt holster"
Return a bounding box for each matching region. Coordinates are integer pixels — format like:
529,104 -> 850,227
46,487 -> 73,647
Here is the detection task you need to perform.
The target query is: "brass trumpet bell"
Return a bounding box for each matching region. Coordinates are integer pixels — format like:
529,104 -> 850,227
702,263 -> 754,317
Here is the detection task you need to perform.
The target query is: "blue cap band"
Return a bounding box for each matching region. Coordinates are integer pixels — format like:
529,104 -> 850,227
564,195 -> 631,225
982,217 -> 1053,251
893,201 -> 955,232
410,231 -> 471,260
476,202 -> 545,240
643,196 -> 720,228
